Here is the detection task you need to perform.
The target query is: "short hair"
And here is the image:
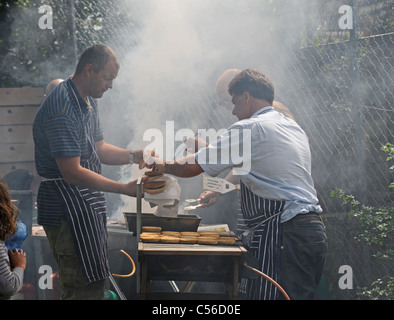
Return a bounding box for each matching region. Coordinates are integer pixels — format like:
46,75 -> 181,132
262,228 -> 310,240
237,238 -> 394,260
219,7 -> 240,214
75,44 -> 119,74
228,68 -> 274,104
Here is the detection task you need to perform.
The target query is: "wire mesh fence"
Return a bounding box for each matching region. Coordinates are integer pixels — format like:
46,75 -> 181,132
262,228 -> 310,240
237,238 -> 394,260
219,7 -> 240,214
0,0 -> 393,299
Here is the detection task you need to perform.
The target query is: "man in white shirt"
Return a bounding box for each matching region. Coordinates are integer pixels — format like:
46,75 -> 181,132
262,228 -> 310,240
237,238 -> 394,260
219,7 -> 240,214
148,68 -> 327,300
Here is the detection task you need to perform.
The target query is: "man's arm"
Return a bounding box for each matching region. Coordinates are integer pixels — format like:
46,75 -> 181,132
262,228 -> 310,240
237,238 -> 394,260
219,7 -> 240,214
163,155 -> 204,178
95,140 -> 130,165
152,155 -> 204,178
55,156 -> 142,196
95,140 -> 146,166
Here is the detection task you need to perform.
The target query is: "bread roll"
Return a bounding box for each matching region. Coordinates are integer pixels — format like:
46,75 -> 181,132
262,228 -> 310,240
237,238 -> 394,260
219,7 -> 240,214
160,236 -> 179,243
179,236 -> 198,244
142,226 -> 162,233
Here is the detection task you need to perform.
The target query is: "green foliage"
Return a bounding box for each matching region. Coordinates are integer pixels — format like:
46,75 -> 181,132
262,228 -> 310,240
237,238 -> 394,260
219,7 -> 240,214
330,143 -> 394,299
358,277 -> 394,300
381,143 -> 394,189
0,0 -> 118,87
331,187 -> 393,247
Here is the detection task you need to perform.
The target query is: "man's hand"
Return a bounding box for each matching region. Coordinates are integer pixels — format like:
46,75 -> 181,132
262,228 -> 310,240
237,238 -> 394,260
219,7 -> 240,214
123,176 -> 168,197
136,149 -> 159,169
199,190 -> 220,207
184,137 -> 209,153
145,160 -> 166,176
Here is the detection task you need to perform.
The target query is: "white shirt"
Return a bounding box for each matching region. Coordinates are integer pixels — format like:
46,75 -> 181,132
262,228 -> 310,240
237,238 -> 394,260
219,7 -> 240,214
196,106 -> 322,222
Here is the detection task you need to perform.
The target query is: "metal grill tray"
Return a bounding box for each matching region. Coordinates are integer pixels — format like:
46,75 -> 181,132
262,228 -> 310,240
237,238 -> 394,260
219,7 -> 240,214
123,212 -> 201,233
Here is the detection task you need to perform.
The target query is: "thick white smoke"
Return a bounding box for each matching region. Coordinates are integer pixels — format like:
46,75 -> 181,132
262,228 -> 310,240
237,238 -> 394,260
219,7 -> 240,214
97,0 -> 320,219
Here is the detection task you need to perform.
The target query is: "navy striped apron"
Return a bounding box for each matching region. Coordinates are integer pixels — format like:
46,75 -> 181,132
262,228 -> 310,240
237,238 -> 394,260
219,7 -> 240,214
43,95 -> 109,283
237,181 -> 285,300
53,161 -> 109,284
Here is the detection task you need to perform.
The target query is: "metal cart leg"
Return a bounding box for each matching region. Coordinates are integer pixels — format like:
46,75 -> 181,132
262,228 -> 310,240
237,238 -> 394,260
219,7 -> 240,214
136,178 -> 142,296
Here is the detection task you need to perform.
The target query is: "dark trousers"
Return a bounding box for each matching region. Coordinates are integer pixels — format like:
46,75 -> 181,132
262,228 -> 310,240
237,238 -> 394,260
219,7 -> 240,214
44,219 -> 105,300
279,213 -> 327,300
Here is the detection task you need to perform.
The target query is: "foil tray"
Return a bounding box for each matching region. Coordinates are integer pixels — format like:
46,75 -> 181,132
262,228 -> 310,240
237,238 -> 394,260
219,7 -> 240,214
123,212 -> 201,233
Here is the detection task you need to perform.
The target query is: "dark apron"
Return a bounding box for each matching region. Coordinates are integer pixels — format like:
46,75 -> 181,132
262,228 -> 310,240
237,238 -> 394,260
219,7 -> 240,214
44,100 -> 109,283
53,160 -> 109,283
238,182 -> 285,300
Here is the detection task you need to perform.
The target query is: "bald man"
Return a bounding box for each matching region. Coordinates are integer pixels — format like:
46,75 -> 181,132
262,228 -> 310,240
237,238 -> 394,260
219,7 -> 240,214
215,69 -> 240,108
45,78 -> 64,96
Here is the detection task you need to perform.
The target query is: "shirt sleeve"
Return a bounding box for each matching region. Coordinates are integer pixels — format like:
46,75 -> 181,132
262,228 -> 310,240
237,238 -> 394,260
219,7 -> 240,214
0,243 -> 24,298
45,114 -> 82,158
195,124 -> 252,177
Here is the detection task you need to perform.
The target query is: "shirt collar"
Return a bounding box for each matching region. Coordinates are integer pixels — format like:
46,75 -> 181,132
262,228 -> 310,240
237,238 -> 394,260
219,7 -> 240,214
251,106 -> 274,118
67,76 -> 91,112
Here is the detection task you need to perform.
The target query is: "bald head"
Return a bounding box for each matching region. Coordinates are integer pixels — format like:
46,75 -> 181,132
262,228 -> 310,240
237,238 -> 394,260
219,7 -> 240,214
273,101 -> 295,120
45,79 -> 64,96
215,69 -> 241,108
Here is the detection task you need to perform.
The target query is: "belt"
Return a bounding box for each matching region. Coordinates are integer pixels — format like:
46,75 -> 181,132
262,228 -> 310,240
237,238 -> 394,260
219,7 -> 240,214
283,211 -> 322,226
304,211 -> 320,215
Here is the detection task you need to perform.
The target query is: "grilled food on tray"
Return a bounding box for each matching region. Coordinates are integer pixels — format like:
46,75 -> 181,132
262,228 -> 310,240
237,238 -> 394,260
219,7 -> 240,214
139,229 -> 238,245
142,226 -> 162,233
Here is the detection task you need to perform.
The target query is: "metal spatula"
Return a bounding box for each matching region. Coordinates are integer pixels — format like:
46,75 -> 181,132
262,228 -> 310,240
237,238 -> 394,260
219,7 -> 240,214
202,175 -> 240,194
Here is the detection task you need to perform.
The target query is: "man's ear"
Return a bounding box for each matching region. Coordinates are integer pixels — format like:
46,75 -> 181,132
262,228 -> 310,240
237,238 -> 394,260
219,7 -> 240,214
83,64 -> 94,77
244,91 -> 251,104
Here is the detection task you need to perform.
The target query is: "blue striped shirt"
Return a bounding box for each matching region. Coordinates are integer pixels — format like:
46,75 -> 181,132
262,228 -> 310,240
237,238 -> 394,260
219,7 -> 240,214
33,77 -> 104,226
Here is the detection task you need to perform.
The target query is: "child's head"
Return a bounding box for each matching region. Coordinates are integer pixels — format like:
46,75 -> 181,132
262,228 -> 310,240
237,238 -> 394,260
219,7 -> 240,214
0,180 -> 18,241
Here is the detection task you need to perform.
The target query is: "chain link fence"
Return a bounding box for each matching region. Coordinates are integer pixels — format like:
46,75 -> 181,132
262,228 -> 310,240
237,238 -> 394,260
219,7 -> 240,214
0,0 -> 393,299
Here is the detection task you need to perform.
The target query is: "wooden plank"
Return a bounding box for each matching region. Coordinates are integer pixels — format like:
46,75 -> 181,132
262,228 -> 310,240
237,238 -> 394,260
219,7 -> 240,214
0,141 -> 35,162
138,242 -> 246,256
0,125 -> 34,144
0,106 -> 39,125
0,87 -> 44,106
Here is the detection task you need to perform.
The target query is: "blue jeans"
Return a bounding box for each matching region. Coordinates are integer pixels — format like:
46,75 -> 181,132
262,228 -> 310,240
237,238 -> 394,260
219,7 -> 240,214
279,213 -> 327,300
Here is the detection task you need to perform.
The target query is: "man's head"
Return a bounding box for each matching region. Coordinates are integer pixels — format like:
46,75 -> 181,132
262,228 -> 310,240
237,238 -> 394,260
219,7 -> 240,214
45,78 -> 64,96
215,69 -> 241,110
229,68 -> 274,104
228,68 -> 275,120
73,44 -> 120,99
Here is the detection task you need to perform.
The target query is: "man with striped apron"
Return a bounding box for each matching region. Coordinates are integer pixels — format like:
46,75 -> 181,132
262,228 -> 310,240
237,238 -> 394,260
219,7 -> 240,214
33,45 -> 150,299
41,131 -> 110,298
148,68 -> 327,300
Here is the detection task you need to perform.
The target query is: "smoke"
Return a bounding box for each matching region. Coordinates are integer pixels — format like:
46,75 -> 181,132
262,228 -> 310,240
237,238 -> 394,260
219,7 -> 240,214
1,0 -> 322,220
97,0 -> 321,219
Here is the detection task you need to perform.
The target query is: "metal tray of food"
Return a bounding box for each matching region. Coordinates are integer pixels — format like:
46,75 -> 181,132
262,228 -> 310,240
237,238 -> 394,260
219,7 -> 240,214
123,212 -> 201,233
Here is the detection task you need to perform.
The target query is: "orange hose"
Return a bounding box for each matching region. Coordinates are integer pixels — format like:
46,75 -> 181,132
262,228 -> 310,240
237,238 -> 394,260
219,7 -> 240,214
112,250 -> 136,278
244,264 -> 290,300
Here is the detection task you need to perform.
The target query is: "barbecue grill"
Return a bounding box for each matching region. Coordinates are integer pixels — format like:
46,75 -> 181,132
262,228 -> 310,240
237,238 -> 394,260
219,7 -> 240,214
122,179 -> 247,299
